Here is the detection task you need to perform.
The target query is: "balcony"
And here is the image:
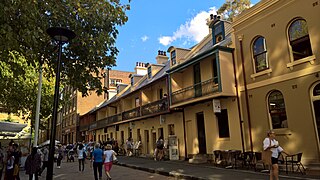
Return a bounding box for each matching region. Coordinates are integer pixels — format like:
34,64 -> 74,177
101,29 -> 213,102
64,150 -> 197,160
122,107 -> 141,120
141,98 -> 168,116
171,78 -> 219,104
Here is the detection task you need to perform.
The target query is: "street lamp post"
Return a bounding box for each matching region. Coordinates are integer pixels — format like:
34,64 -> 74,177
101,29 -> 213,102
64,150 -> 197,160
46,27 -> 75,180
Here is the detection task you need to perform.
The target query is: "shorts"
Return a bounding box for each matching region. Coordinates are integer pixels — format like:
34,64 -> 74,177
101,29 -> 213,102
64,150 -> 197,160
104,162 -> 113,171
271,157 -> 278,165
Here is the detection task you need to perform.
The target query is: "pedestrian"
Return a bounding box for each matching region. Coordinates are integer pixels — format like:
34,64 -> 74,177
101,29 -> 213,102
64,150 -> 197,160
154,136 -> 164,161
56,145 -> 63,169
0,142 -> 5,180
38,145 -> 49,176
24,147 -> 41,180
92,143 -> 103,180
263,130 -> 289,180
77,143 -> 85,172
12,143 -> 22,180
4,151 -> 15,180
103,144 -> 117,180
126,137 -> 133,156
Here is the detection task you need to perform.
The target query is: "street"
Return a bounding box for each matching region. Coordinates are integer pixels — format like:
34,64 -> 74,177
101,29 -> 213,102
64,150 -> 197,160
20,160 -> 174,180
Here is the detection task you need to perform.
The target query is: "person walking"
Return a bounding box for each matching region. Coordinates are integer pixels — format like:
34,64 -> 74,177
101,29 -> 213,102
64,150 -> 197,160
263,130 -> 289,180
126,137 -> 133,157
154,136 -> 164,161
0,142 -> 5,180
92,143 -> 103,180
103,144 -> 117,180
77,143 -> 85,172
25,147 -> 41,180
4,151 -> 15,180
38,145 -> 49,176
12,143 -> 22,180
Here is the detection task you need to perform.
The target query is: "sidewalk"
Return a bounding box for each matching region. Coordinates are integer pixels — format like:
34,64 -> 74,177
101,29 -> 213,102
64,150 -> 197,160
116,156 -> 320,180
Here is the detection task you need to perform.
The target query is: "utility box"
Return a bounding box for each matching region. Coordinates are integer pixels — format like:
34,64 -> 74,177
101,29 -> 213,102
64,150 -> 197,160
168,135 -> 179,160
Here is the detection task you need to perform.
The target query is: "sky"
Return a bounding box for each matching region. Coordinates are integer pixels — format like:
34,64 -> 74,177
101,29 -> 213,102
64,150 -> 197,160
114,0 -> 259,72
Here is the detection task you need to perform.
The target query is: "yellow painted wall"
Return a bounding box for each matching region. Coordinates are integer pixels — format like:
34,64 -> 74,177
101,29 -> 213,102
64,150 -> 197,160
184,98 -> 242,155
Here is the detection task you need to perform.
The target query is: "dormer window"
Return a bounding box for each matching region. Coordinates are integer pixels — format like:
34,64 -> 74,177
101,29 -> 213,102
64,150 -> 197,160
213,22 -> 225,44
147,66 -> 152,79
171,50 -> 176,65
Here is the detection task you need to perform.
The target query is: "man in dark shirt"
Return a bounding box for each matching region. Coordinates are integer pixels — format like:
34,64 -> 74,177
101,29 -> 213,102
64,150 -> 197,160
12,144 -> 22,180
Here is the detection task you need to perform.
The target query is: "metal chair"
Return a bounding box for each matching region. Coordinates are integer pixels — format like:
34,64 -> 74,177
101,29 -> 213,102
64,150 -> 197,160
285,152 -> 306,174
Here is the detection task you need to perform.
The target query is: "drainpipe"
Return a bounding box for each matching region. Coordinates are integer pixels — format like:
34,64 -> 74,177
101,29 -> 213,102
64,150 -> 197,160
231,50 -> 245,153
182,110 -> 188,160
238,35 -> 253,152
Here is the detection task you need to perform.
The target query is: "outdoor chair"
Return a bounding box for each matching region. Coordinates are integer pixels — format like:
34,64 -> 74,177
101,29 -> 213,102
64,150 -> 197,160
285,152 -> 306,174
253,152 -> 267,171
133,141 -> 142,156
241,151 -> 255,169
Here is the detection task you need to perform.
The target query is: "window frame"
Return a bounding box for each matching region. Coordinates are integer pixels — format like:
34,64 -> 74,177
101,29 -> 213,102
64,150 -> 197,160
287,18 -> 313,62
252,36 -> 269,73
268,90 -> 288,129
171,50 -> 176,65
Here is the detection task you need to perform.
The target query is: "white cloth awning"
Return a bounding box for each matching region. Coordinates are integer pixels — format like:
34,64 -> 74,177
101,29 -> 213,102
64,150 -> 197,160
0,121 -> 27,133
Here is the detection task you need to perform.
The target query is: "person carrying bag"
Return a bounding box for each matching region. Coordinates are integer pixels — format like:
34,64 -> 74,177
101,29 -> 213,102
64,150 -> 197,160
263,130 -> 289,180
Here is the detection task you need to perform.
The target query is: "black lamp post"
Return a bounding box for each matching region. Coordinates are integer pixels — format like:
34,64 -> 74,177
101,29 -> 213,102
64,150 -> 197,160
46,27 -> 76,179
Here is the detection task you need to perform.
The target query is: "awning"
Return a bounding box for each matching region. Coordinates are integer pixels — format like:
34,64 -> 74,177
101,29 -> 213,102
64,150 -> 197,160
0,121 -> 27,133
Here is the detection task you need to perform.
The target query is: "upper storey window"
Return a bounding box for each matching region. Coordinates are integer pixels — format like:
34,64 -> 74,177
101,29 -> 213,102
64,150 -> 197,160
171,50 -> 176,65
288,18 -> 313,61
252,36 -> 268,73
147,66 -> 152,79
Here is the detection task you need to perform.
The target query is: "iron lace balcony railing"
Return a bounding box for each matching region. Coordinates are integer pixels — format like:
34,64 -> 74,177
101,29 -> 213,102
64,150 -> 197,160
122,106 -> 141,120
171,78 -> 219,104
141,98 -> 168,116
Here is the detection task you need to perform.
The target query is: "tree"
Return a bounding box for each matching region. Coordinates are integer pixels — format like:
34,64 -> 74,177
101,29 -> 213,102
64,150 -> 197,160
217,0 -> 251,21
0,0 -> 130,123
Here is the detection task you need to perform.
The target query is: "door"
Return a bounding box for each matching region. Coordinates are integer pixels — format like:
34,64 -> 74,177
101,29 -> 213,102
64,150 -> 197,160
158,128 -> 164,138
313,100 -> 320,146
196,112 -> 207,154
144,130 -> 149,154
152,132 -> 157,152
194,63 -> 202,97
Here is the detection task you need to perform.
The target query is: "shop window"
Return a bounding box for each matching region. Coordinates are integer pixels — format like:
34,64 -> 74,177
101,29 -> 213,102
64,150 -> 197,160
268,90 -> 288,129
288,18 -> 313,61
252,36 -> 268,72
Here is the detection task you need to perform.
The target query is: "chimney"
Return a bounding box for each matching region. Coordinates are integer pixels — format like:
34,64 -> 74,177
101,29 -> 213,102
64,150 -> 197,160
134,61 -> 148,75
156,50 -> 169,65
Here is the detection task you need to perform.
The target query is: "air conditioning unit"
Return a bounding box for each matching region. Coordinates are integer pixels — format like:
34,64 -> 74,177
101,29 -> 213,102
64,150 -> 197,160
160,115 -> 166,124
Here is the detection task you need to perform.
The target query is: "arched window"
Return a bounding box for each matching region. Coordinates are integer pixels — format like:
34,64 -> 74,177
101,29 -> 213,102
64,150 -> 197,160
268,90 -> 288,129
288,18 -> 313,61
252,36 -> 268,72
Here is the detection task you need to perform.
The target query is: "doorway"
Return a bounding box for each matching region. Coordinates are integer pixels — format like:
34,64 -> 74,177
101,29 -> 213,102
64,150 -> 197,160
196,112 -> 206,154
152,132 -> 157,152
144,130 -> 149,154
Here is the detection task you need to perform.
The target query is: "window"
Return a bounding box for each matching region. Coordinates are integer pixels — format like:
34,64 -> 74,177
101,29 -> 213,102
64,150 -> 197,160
131,77 -> 134,86
135,97 -> 140,107
252,36 -> 268,72
171,50 -> 176,65
147,66 -> 152,79
159,88 -> 163,99
288,18 -> 312,61
216,109 -> 230,138
168,124 -> 175,135
268,90 -> 288,129
212,59 -> 218,84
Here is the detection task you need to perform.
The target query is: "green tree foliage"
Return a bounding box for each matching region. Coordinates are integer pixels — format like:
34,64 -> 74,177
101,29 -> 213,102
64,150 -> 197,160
0,0 -> 130,95
217,0 -> 251,21
0,0 -> 130,125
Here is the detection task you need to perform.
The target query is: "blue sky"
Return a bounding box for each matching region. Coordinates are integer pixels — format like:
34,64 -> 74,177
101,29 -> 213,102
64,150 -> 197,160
114,0 -> 259,72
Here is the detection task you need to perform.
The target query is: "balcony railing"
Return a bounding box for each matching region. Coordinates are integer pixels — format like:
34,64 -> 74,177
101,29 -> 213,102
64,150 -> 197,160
79,125 -> 89,131
171,78 -> 219,104
122,107 -> 140,120
141,98 -> 168,116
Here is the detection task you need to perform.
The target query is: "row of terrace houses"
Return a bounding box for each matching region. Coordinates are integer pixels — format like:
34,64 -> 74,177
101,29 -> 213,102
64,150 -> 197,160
75,0 -> 319,167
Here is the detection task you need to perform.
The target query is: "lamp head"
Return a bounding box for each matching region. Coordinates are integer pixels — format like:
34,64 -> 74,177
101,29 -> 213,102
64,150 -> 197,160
46,27 -> 76,42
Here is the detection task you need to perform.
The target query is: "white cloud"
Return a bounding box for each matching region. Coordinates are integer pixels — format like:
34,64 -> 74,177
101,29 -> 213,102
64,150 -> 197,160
141,35 -> 149,42
158,7 -> 217,46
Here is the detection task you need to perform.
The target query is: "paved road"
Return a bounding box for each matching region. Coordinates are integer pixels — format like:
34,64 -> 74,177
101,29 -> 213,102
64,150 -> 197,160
19,160 -> 174,180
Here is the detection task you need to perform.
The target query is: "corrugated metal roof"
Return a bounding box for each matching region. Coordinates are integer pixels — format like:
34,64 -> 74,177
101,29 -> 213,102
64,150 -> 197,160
0,121 -> 27,133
